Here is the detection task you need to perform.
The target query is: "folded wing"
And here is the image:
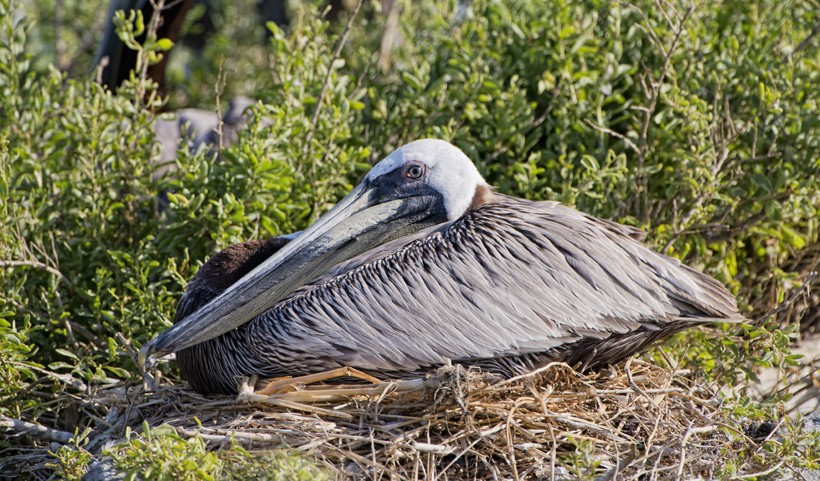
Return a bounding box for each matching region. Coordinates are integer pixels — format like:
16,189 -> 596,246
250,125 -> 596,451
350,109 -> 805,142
248,199 -> 742,375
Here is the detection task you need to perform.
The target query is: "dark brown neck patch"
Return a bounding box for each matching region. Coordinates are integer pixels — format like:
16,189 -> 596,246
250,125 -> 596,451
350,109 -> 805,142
197,237 -> 291,290
469,184 -> 497,211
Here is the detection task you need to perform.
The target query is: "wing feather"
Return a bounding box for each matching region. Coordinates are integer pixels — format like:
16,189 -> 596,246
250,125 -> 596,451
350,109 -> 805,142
247,198 -> 742,376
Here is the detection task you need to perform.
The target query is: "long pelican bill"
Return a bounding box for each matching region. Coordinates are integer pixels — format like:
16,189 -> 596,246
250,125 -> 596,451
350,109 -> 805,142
139,182 -> 447,369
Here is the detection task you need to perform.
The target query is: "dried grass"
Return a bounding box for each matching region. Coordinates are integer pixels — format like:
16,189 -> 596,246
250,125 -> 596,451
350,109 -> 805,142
79,358 -> 792,480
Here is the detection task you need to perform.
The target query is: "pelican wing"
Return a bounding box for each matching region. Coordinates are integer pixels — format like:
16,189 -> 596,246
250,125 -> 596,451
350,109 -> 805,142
248,199 -> 742,374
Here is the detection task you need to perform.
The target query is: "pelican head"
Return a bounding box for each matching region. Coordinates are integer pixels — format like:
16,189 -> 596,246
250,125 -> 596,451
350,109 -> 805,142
365,139 -> 486,220
140,139 -> 487,365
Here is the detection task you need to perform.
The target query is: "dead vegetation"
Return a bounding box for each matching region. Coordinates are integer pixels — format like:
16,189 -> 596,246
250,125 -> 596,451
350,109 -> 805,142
40,358 -> 807,480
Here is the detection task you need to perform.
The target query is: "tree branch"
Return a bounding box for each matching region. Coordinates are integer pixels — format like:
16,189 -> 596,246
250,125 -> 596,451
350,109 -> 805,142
0,415 -> 75,444
0,260 -> 65,280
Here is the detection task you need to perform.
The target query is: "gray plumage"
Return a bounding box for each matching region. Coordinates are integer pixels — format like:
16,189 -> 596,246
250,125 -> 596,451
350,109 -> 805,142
153,96 -> 260,179
174,191 -> 741,395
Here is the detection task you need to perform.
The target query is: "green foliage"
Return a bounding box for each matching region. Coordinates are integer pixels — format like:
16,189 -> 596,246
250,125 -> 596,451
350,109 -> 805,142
1,0 -> 818,476
107,422 -> 326,481
112,7 -> 175,86
647,316 -> 804,392
49,431 -> 94,481
560,435 -> 602,479
717,407 -> 820,477
19,0 -> 107,75
0,312 -> 39,416
220,446 -> 329,481
110,423 -> 225,481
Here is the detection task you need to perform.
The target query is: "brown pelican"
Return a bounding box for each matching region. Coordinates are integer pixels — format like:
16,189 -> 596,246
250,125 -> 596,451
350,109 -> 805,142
140,139 -> 743,395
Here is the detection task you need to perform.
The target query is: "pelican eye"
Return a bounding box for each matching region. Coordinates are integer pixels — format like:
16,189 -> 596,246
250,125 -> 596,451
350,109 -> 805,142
403,162 -> 426,180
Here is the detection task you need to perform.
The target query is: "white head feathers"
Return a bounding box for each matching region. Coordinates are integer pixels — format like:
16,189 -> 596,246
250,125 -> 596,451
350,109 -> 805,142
366,139 -> 487,220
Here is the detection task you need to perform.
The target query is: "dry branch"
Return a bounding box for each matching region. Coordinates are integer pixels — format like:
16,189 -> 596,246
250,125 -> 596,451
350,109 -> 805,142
0,415 -> 75,444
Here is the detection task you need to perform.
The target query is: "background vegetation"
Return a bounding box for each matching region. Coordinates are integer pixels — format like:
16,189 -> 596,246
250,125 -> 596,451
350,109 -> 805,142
1,0 -> 817,478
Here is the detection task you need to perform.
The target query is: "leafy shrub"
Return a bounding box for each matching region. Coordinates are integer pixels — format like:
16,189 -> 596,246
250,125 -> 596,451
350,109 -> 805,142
107,422 -> 326,481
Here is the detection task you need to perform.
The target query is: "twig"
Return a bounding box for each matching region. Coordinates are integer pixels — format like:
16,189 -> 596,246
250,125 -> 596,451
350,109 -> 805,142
10,362 -> 87,392
626,357 -> 660,410
54,0 -> 66,70
175,425 -> 284,445
309,0 -> 363,129
620,2 -> 667,56
377,0 -> 402,71
761,271 -> 816,320
214,58 -> 227,150
597,450 -> 638,481
733,460 -> 787,479
240,396 -> 354,420
584,119 -> 641,156
411,442 -> 454,454
0,260 -> 65,280
792,20 -> 820,56
303,0 -> 364,219
63,318 -> 106,350
135,0 -> 167,103
0,416 -> 75,444
634,2 -> 694,222
490,362 -> 573,389
120,331 -> 160,392
675,424 -> 718,480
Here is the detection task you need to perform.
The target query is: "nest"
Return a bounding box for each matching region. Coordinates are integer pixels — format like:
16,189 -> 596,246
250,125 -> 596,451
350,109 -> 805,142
80,359 -> 792,480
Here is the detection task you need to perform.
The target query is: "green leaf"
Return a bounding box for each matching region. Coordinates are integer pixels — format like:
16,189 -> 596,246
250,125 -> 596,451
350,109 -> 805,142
55,348 -> 80,361
155,38 -> 174,51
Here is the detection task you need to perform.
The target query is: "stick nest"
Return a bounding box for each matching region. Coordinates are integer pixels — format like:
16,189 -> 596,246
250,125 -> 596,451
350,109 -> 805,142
84,359 -> 790,480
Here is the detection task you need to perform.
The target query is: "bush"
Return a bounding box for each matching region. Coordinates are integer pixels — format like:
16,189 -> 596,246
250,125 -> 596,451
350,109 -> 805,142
104,423 -> 326,481
1,0 -> 817,478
